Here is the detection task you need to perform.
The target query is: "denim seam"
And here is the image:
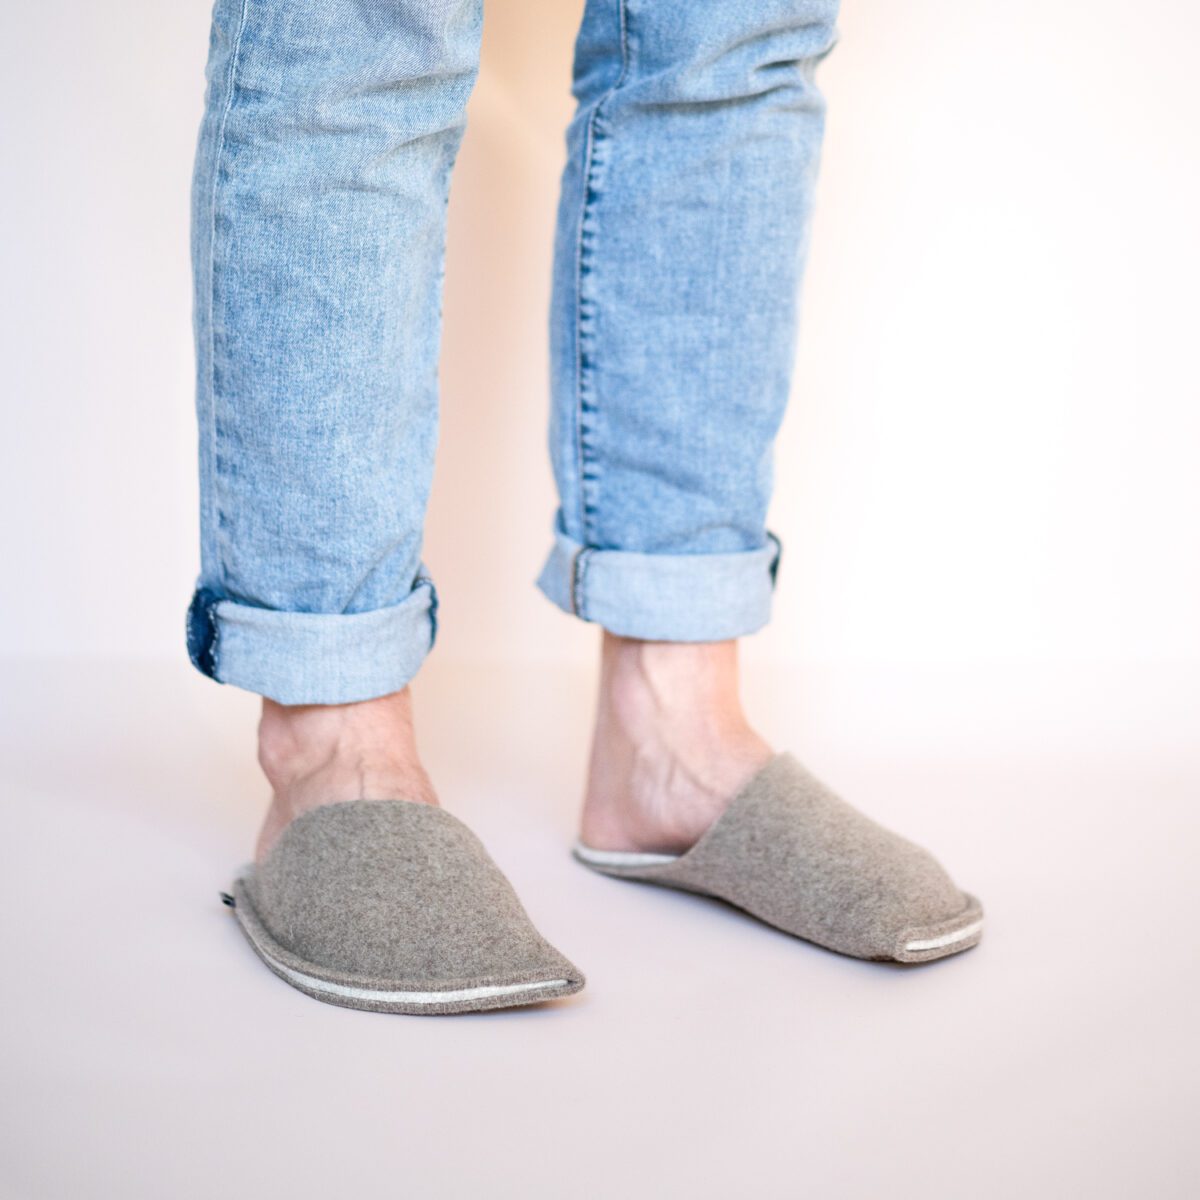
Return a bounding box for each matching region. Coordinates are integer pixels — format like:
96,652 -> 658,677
766,530 -> 783,585
570,547 -> 593,618
573,0 -> 631,546
186,586 -> 225,682
210,599 -> 222,680
204,0 -> 250,625
415,570 -> 439,649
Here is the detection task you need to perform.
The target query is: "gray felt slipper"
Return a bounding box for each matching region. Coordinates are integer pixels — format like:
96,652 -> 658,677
573,753 -> 982,964
225,800 -> 585,1014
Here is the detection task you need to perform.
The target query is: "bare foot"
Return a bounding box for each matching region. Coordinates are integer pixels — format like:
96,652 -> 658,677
579,632 -> 773,854
254,687 -> 436,862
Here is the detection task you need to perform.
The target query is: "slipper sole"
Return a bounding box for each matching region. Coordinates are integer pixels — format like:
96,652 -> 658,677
229,877 -> 583,1016
573,844 -> 984,964
571,753 -> 985,966
573,847 -> 983,964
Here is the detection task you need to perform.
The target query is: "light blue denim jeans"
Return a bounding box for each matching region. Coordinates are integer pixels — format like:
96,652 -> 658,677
187,0 -> 840,705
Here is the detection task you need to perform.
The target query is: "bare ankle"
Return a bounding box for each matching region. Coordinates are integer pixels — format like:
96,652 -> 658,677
597,633 -> 765,747
257,690 -> 420,791
581,633 -> 772,853
254,688 -> 436,862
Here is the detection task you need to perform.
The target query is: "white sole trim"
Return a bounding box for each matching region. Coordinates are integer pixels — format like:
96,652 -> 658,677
574,841 -> 680,869
904,919 -> 983,952
257,943 -> 569,1006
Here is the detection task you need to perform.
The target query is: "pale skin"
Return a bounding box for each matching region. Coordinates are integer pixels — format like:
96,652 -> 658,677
255,631 -> 773,863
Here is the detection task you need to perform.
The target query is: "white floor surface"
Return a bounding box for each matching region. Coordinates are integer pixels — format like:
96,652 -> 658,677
1,657 -> 1197,1199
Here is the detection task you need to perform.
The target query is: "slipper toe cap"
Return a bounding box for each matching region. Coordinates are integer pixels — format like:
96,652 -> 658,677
831,842 -> 982,962
238,801 -> 585,1010
652,754 -> 984,963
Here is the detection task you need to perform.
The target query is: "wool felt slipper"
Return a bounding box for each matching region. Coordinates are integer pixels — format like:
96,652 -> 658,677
225,799 -> 585,1014
573,753 -> 982,964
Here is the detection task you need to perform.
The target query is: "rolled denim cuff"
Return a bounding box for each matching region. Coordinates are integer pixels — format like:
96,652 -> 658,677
186,574 -> 437,705
535,530 -> 781,642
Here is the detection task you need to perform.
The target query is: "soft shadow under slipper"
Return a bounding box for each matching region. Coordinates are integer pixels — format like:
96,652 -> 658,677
573,753 -> 983,964
225,800 -> 585,1014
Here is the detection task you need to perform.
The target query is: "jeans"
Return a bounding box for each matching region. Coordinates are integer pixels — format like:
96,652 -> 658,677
186,0 -> 840,705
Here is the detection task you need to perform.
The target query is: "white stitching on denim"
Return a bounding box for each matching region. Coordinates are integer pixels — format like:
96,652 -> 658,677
573,0 -> 631,546
205,0 -> 251,595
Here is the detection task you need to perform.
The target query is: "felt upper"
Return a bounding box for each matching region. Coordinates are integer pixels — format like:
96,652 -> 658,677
243,800 -> 583,991
578,753 -> 982,962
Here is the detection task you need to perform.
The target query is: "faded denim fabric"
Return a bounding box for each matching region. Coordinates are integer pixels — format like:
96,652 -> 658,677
188,0 -> 840,704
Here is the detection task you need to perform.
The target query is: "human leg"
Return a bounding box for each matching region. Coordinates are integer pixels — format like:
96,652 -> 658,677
188,0 -> 484,709
543,2 -> 981,961
540,0 -> 839,849
189,0 -> 584,1006
188,0 -> 481,856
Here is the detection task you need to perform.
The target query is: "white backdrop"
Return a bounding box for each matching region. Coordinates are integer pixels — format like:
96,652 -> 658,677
2,0 -> 1197,675
2,6 -> 1199,1197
